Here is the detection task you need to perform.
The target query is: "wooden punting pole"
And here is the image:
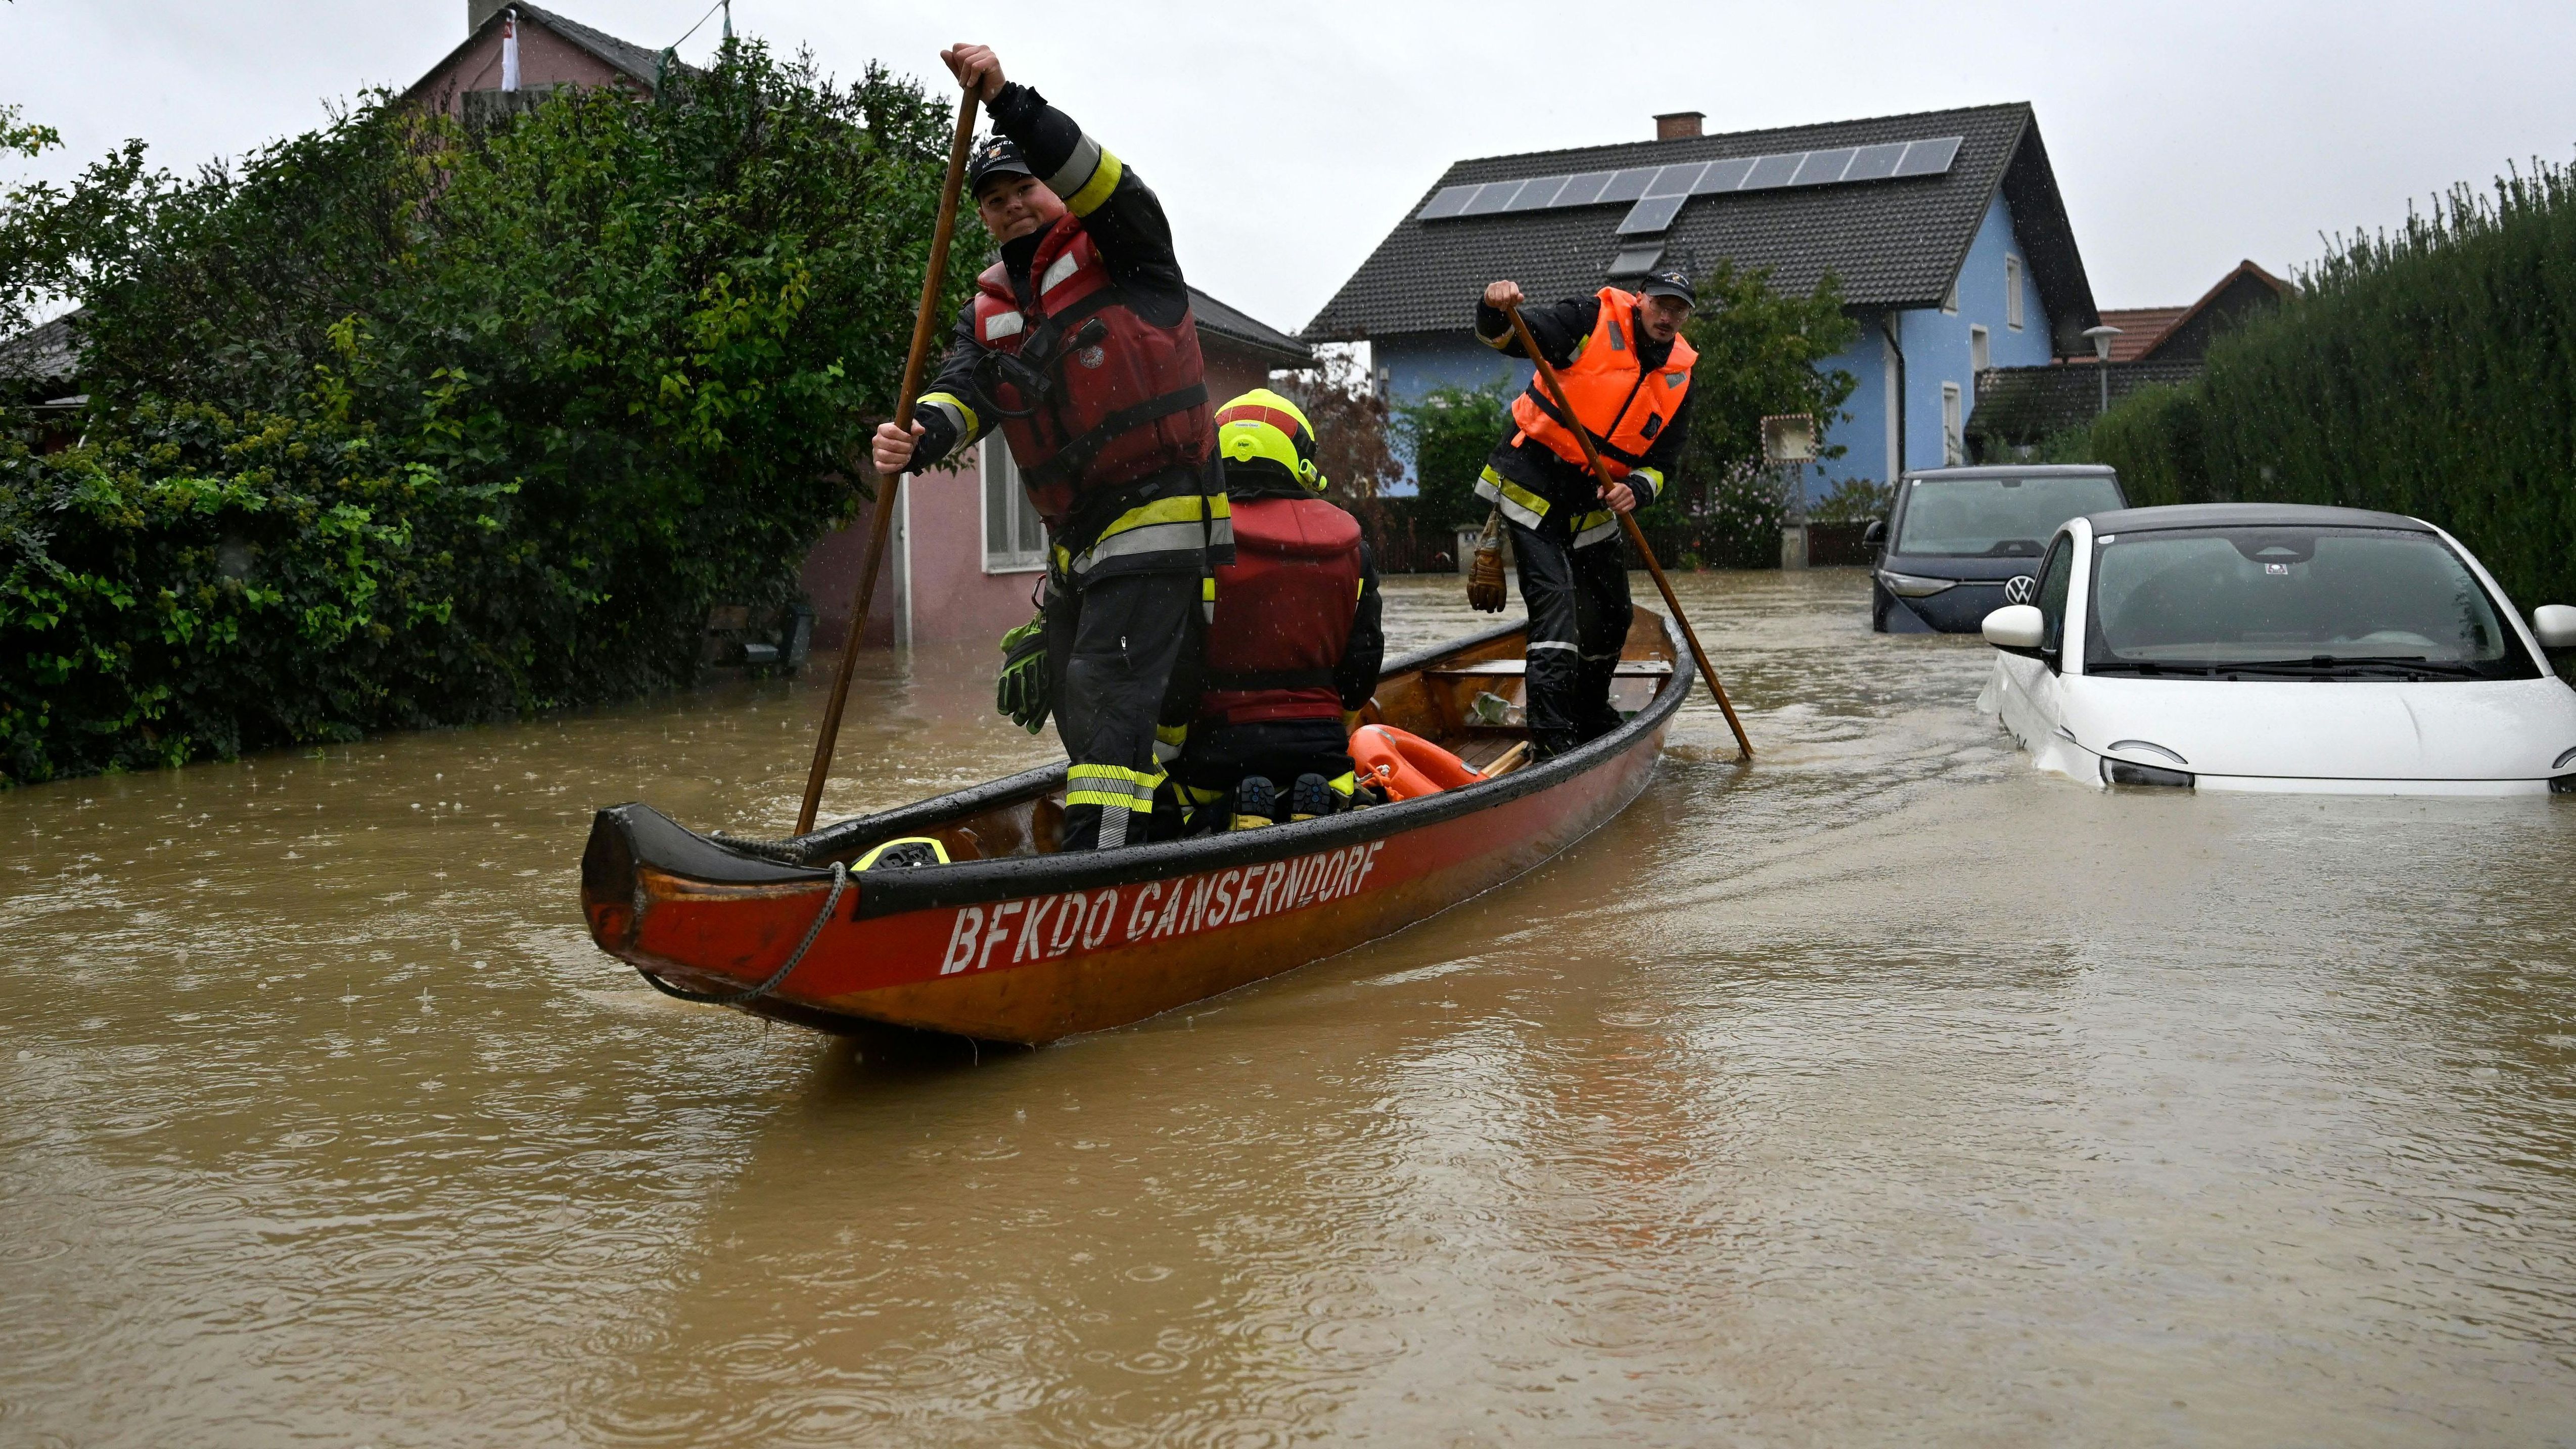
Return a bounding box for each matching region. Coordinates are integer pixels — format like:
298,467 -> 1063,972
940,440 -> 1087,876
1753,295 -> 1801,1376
796,86 -> 982,834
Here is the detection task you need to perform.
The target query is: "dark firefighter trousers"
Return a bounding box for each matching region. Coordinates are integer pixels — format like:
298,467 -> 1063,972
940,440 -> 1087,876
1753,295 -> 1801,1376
1043,571 -> 1202,850
1508,517 -> 1632,757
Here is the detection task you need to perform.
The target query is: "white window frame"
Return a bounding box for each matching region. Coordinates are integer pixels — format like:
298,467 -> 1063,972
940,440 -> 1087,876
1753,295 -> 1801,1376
980,440 -> 1048,574
1941,277 -> 1959,315
1941,382 -> 1964,466
1969,324 -> 1990,393
2005,254 -> 2025,331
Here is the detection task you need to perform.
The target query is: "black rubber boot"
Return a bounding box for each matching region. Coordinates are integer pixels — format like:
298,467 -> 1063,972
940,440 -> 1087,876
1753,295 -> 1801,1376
1287,773 -> 1337,821
1231,775 -> 1278,830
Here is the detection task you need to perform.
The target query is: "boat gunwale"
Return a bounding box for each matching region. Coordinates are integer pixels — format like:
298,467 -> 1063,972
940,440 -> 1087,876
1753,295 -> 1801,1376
605,613 -> 1697,919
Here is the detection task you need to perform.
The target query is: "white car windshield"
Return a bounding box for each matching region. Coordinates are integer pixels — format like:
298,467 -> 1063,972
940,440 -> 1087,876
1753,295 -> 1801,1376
2086,525 -> 2536,679
1894,474 -> 2125,558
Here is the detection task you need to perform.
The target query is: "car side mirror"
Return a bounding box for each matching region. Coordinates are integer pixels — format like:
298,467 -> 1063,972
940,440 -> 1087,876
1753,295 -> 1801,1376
1983,604 -> 2049,658
1862,518 -> 1885,555
2533,604 -> 2576,651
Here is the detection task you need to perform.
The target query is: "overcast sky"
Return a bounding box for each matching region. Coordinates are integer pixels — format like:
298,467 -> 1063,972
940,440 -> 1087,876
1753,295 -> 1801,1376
7,1 -> 2574,335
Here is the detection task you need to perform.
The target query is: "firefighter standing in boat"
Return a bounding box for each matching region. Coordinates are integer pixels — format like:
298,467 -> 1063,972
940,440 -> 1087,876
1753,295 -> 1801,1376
872,43 -> 1226,850
1172,389 -> 1384,832
1473,265 -> 1698,758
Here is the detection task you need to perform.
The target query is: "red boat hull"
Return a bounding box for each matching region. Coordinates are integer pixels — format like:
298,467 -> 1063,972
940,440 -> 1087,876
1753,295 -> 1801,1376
581,615 -> 1689,1043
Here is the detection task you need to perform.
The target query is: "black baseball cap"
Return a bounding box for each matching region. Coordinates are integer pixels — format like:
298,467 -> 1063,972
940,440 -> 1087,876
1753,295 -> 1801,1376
1638,264 -> 1696,304
967,134 -> 1035,197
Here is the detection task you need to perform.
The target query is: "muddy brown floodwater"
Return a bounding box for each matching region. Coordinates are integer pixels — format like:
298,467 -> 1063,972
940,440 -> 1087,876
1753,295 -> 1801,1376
6,568 -> 2576,1446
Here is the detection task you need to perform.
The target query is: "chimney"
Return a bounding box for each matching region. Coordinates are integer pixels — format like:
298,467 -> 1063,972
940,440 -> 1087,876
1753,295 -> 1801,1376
469,0 -> 510,33
1655,111 -> 1705,142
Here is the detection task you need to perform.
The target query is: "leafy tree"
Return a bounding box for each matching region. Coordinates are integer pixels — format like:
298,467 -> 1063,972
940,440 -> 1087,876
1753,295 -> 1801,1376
0,103 -> 57,160
1391,382 -> 1511,528
0,42 -> 975,783
1665,260 -> 1859,564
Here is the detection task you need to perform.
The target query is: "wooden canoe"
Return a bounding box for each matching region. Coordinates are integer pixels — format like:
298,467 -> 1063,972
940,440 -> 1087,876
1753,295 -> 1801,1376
579,610 -> 1690,1044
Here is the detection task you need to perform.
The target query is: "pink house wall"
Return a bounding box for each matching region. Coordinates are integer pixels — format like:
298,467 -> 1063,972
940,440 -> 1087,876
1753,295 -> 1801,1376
411,21 -> 636,116
903,452 -> 1046,647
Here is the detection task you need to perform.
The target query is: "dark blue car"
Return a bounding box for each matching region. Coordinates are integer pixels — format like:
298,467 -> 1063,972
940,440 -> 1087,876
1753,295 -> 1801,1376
1866,465 -> 2128,632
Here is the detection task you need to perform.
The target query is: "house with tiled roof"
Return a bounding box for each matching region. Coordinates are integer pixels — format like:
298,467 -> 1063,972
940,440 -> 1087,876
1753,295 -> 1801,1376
1307,103 -> 2100,501
3,3 -> 1312,657
1966,260 -> 2294,455
419,3 -> 1312,650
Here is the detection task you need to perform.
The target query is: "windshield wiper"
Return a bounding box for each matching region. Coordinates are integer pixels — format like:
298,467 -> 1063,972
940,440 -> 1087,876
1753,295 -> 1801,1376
2085,660 -> 2217,676
2223,655 -> 2494,680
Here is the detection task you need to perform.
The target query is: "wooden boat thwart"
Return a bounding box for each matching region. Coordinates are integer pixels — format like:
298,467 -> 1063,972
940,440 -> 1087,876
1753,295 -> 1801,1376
580,611 -> 1690,1044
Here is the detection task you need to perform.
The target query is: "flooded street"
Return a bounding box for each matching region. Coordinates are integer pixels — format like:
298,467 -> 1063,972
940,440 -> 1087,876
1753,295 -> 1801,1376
6,567 -> 2575,1446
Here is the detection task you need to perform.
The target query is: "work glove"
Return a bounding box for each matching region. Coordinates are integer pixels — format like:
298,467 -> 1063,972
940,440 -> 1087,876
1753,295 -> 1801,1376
995,612 -> 1051,734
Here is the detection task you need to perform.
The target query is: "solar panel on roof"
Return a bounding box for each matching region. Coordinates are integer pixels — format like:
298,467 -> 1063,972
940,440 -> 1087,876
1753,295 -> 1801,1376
1505,175 -> 1570,211
1555,170 -> 1614,207
1598,167 -> 1655,204
1644,161 -> 1708,198
1417,185 -> 1478,220
1606,242 -> 1666,278
1739,153 -> 1803,190
1842,142 -> 1906,183
1411,133 -> 1970,222
1791,148 -> 1857,187
1892,135 -> 1962,177
1693,157 -> 1754,194
1617,194 -> 1686,234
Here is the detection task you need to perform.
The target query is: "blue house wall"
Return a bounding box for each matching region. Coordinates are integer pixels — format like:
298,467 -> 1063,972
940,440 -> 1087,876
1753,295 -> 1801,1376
1810,192 -> 2053,499
1374,191 -> 2056,503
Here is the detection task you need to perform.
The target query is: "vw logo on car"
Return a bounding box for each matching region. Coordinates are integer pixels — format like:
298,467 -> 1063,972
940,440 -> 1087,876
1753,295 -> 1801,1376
2002,574 -> 2039,605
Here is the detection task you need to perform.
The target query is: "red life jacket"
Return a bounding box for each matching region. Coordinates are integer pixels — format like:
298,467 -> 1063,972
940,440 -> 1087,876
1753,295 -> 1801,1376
1198,495 -> 1364,728
968,214 -> 1211,526
1508,287 -> 1696,479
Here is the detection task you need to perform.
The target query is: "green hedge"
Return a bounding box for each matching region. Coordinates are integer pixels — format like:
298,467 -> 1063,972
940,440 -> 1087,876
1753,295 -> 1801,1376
2083,158 -> 2576,614
1,44 -> 971,783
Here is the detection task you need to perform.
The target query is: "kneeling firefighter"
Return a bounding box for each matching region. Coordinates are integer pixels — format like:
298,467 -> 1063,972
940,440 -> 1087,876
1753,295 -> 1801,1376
873,44 -> 1226,850
1473,264 -> 1698,758
1169,390 -> 1384,831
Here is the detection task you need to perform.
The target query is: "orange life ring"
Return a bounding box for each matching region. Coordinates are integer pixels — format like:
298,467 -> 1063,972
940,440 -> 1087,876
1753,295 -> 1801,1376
1349,724 -> 1484,801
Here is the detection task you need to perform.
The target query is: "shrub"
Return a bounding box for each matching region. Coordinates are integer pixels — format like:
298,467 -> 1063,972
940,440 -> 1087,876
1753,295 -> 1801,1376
2081,155 -> 2576,614
0,42 -> 971,783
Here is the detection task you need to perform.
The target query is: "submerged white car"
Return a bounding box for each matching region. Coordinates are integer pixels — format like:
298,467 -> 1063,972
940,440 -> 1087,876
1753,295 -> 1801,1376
1976,503 -> 2576,795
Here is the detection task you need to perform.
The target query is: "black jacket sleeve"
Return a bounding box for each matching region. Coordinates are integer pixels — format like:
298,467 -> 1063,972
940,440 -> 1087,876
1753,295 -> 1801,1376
911,306 -> 992,469
987,83 -> 1189,327
1473,295 -> 1594,368
1335,541 -> 1386,712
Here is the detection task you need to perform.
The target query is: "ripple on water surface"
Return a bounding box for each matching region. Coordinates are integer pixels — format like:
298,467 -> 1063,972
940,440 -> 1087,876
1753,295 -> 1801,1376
4,570 -> 2576,1445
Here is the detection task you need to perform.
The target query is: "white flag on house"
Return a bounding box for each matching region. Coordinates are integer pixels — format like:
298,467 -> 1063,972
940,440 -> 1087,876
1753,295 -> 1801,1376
500,8 -> 520,92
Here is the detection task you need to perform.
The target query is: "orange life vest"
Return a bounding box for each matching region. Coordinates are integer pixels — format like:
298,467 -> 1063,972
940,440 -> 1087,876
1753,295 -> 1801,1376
967,214 -> 1212,525
1507,287 -> 1697,479
1197,495 -> 1364,728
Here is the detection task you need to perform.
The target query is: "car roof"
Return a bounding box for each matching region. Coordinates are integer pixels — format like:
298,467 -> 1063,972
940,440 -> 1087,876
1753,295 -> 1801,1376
1899,464 -> 2117,481
2083,502 -> 2430,534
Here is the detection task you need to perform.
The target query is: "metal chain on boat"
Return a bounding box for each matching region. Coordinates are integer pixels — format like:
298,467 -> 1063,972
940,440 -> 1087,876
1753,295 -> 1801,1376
634,861 -> 847,1007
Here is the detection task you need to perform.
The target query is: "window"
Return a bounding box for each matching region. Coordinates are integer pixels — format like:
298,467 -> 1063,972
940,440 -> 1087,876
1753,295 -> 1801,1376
1941,382 -> 1964,465
981,440 -> 1047,573
1893,472 -> 2122,557
2084,525 -> 2539,678
1941,277 -> 1959,314
1969,325 -> 1990,391
2035,533 -> 2074,656
2005,255 -> 2025,331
